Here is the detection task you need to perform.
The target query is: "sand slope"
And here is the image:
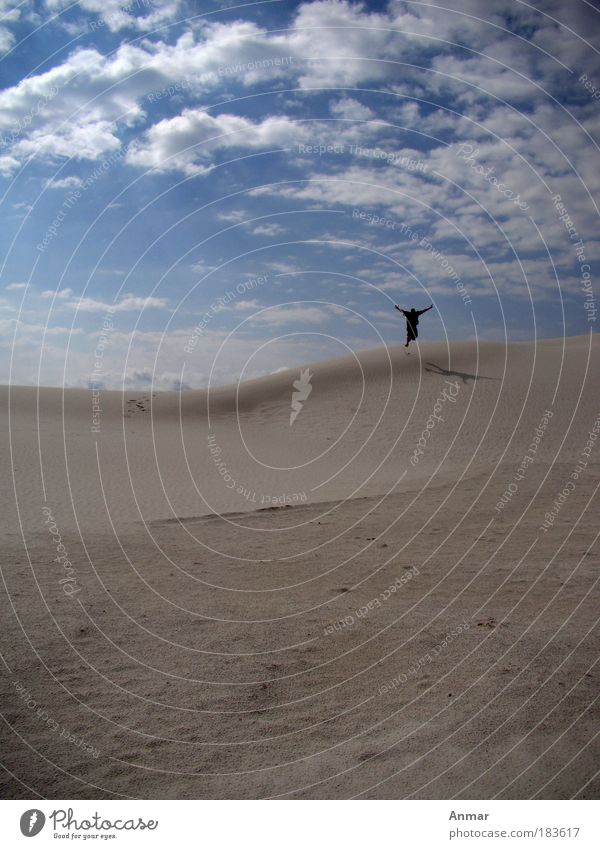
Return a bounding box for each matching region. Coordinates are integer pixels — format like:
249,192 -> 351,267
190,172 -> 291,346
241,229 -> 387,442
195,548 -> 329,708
1,335 -> 599,798
2,335 -> 597,532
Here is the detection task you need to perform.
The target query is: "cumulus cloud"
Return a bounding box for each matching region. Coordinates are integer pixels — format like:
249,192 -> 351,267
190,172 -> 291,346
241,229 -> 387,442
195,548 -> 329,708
330,98 -> 375,121
0,17 -> 302,172
126,110 -> 302,174
0,155 -> 20,176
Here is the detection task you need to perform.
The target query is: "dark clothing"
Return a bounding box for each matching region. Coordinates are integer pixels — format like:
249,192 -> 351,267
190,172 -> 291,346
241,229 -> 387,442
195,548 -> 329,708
402,309 -> 423,337
396,304 -> 432,347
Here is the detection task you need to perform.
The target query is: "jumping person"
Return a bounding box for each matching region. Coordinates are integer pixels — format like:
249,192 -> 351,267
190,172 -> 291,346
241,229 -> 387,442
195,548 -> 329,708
394,303 -> 433,347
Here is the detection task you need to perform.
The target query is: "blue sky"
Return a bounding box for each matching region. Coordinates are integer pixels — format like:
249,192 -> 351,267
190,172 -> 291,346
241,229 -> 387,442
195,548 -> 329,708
1,0 -> 599,388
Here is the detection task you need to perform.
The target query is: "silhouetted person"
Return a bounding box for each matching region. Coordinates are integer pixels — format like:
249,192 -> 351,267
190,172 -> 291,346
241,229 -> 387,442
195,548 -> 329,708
395,303 -> 433,347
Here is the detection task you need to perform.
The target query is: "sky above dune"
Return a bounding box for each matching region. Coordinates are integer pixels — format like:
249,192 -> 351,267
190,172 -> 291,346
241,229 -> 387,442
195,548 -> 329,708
1,0 -> 599,388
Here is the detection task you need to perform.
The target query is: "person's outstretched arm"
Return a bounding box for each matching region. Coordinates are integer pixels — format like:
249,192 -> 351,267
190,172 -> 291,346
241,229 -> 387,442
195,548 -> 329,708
394,304 -> 406,314
418,304 -> 433,315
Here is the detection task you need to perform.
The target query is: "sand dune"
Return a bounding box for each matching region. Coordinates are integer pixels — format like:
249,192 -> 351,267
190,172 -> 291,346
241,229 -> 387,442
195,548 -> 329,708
1,335 -> 599,798
2,335 -> 597,532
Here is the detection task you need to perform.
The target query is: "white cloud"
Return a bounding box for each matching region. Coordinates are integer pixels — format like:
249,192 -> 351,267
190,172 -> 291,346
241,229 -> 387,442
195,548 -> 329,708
43,325 -> 84,335
126,110 -> 302,175
268,261 -> 297,275
41,287 -> 73,299
0,16 -> 302,172
216,209 -> 248,223
431,54 -> 542,104
6,282 -> 28,291
190,259 -> 214,275
232,299 -> 261,311
289,1 -> 412,88
251,222 -> 285,237
0,317 -> 84,338
0,155 -> 20,176
0,0 -> 25,54
45,0 -> 183,33
45,176 -> 84,189
70,293 -> 169,312
330,98 -> 375,121
14,119 -> 123,162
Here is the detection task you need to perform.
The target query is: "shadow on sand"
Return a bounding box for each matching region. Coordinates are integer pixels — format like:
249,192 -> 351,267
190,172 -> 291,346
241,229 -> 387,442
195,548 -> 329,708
424,362 -> 500,384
